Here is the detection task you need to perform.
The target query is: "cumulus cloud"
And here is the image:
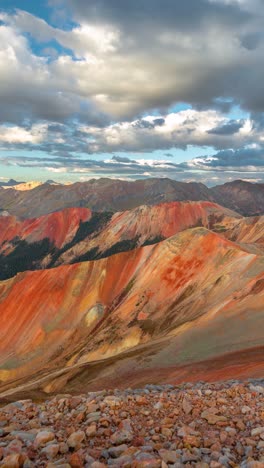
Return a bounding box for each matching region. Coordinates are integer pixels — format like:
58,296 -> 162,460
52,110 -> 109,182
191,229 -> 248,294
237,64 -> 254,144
72,111 -> 257,153
0,110 -> 257,155
184,147 -> 264,171
1,0 -> 264,125
0,0 -> 264,183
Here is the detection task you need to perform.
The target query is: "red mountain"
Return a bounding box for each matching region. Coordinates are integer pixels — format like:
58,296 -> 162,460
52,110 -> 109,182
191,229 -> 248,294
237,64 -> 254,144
0,201 -> 240,279
0,227 -> 263,398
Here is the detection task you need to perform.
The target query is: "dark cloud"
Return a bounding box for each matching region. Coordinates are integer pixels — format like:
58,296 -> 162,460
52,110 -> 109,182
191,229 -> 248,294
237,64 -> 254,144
180,147 -> 264,170
207,120 -> 245,136
64,0 -> 250,32
240,32 -> 263,50
203,148 -> 264,168
111,155 -> 137,163
153,118 -> 165,127
132,118 -> 165,130
48,123 -> 65,132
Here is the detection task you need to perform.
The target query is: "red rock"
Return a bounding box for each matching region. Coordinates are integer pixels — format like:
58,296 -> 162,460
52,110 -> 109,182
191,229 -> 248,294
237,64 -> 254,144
182,397 -> 193,415
67,431 -> 85,449
0,454 -> 23,468
68,452 -> 84,467
184,435 -> 201,448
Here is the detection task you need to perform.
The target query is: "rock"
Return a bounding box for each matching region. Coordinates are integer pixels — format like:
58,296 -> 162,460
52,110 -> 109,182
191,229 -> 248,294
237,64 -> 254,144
108,444 -> 128,458
177,425 -> 193,437
225,427 -> 236,436
86,412 -> 101,424
249,385 -> 264,394
68,452 -> 84,467
242,406 -> 251,414
46,464 -> 71,468
218,455 -> 230,466
86,403 -> 99,414
35,431 -> 55,448
201,410 -> 227,424
103,397 -> 121,408
154,402 -> 163,410
184,435 -> 201,447
209,462 -> 222,468
23,459 -> 34,468
59,442 -> 69,454
0,454 -> 23,468
41,444 -> 59,459
86,424 -> 97,437
158,449 -> 180,464
245,462 -> 264,468
0,380 -> 262,467
161,428 -> 172,438
182,397 -> 193,415
161,462 -> 168,468
90,463 -> 107,468
108,455 -> 132,466
132,452 -> 161,467
10,432 -> 35,443
257,441 -> 264,449
67,431 -> 85,449
251,427 -> 264,437
110,430 -> 133,445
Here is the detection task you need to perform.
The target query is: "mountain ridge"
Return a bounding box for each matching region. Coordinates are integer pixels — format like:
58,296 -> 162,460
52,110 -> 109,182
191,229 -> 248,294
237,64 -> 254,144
0,201 -> 245,280
0,178 -> 264,218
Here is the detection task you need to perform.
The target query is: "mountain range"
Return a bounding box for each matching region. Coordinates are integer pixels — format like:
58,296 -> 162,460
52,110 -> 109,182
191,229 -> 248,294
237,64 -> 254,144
0,178 -> 264,218
0,178 -> 263,400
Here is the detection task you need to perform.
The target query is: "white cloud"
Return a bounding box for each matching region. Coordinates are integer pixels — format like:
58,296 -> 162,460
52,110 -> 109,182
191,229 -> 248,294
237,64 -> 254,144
0,124 -> 47,144
77,110 -> 257,153
1,2 -> 264,125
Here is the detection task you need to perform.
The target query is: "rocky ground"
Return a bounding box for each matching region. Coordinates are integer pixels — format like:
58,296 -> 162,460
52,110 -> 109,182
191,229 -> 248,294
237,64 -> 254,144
0,380 -> 263,467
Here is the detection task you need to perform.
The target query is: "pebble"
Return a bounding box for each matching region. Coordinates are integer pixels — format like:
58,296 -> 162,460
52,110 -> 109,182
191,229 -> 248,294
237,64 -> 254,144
0,379 -> 262,466
66,430 -> 85,449
34,430 -> 55,448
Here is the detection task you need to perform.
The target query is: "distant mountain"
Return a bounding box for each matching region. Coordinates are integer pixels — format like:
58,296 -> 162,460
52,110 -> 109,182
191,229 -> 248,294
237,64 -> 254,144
45,179 -> 62,185
0,178 -> 24,187
2,181 -> 43,191
211,179 -> 264,216
0,178 -> 263,218
45,179 -> 56,184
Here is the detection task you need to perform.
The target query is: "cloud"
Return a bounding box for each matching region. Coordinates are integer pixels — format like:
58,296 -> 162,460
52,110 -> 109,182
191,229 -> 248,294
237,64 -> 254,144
111,155 -> 137,163
63,0 -> 250,32
184,147 -> 264,170
0,110 -> 259,157
73,111 -> 256,153
0,1 -> 264,184
1,0 -> 264,127
207,119 -> 245,135
0,124 -> 47,144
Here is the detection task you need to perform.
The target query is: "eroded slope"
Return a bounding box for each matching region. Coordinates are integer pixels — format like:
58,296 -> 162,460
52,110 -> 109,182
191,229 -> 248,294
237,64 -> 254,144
0,228 -> 263,395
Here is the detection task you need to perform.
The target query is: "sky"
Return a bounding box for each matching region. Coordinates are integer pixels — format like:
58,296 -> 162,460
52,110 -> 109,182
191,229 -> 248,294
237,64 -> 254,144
0,0 -> 264,185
